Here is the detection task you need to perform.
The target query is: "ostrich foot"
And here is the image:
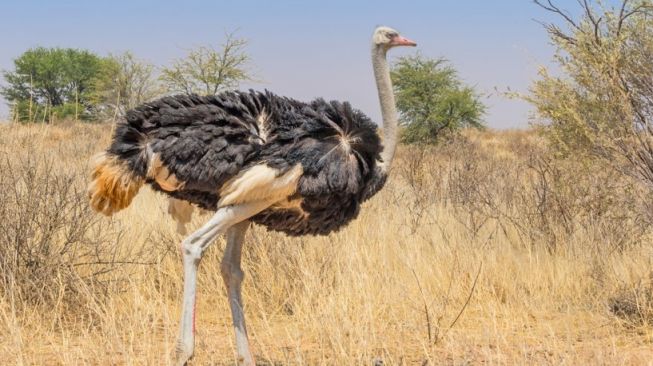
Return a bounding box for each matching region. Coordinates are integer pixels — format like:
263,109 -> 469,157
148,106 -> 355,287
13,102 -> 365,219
238,356 -> 255,366
174,339 -> 193,366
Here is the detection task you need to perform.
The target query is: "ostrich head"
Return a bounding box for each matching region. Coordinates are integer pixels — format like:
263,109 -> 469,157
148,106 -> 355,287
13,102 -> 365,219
372,26 -> 417,49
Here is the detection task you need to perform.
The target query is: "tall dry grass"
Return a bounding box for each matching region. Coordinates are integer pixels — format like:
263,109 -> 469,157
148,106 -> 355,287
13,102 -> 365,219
0,122 -> 652,365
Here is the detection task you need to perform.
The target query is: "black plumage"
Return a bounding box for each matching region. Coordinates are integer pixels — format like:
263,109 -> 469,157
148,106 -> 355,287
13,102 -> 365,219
104,90 -> 386,236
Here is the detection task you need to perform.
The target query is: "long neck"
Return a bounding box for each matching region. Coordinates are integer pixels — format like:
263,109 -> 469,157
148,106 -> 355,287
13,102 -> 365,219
372,45 -> 398,172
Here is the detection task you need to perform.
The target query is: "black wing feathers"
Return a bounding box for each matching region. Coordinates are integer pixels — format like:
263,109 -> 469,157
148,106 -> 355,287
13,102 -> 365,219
108,90 -> 385,235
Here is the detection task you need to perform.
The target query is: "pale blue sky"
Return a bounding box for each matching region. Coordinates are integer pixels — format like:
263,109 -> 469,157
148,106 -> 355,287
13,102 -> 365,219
0,1 -> 589,128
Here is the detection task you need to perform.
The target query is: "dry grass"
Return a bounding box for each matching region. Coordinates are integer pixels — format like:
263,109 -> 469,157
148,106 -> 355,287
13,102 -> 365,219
0,122 -> 652,365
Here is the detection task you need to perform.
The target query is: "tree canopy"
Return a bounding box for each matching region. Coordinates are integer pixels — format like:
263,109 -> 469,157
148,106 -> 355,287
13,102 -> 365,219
1,47 -> 103,121
391,55 -> 485,144
528,0 -> 653,188
160,33 -> 253,96
91,52 -> 160,120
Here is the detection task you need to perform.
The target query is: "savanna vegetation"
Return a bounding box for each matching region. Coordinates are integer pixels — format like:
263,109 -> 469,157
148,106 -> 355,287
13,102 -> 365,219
1,0 -> 653,365
392,55 -> 485,144
1,33 -> 253,123
1,123 -> 652,365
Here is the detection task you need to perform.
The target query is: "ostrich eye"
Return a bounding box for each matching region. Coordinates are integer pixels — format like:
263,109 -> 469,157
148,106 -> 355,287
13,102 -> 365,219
386,32 -> 398,40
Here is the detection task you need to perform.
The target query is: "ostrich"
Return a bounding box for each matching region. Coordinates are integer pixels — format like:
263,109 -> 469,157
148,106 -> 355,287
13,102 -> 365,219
88,26 -> 416,366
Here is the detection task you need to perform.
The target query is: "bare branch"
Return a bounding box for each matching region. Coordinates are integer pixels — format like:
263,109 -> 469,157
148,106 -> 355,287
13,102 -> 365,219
411,269 -> 433,344
447,262 -> 482,332
534,0 -> 581,30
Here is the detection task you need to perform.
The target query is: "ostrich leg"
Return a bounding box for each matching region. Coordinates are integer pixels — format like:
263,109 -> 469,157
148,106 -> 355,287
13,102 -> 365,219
175,201 -> 270,366
221,221 -> 255,366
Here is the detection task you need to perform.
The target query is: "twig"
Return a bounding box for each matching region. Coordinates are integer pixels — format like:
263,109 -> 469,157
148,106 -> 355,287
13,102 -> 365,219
411,269 -> 433,343
533,0 -> 581,30
447,262 -> 483,332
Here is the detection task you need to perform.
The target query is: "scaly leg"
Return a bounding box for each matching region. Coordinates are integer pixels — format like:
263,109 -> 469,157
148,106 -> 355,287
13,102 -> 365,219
221,221 -> 255,366
175,201 -> 270,366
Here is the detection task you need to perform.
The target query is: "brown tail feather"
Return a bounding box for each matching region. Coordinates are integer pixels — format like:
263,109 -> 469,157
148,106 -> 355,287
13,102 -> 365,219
88,153 -> 143,216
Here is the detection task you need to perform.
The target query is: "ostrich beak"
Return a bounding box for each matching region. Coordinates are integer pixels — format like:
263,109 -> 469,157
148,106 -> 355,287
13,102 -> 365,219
392,35 -> 417,47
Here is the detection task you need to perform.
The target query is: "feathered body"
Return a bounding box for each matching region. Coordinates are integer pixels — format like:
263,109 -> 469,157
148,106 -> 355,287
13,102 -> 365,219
91,90 -> 387,236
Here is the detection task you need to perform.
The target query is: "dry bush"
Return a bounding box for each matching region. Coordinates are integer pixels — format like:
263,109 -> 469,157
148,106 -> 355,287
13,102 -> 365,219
609,272 -> 653,328
0,124 -> 161,309
0,153 -> 98,304
394,131 -> 651,252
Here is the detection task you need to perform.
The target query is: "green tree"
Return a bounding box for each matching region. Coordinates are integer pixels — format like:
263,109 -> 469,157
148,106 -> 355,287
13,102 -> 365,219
391,55 -> 485,144
160,32 -> 253,95
528,0 -> 653,188
0,47 -> 101,121
91,52 -> 161,120
2,47 -> 103,122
